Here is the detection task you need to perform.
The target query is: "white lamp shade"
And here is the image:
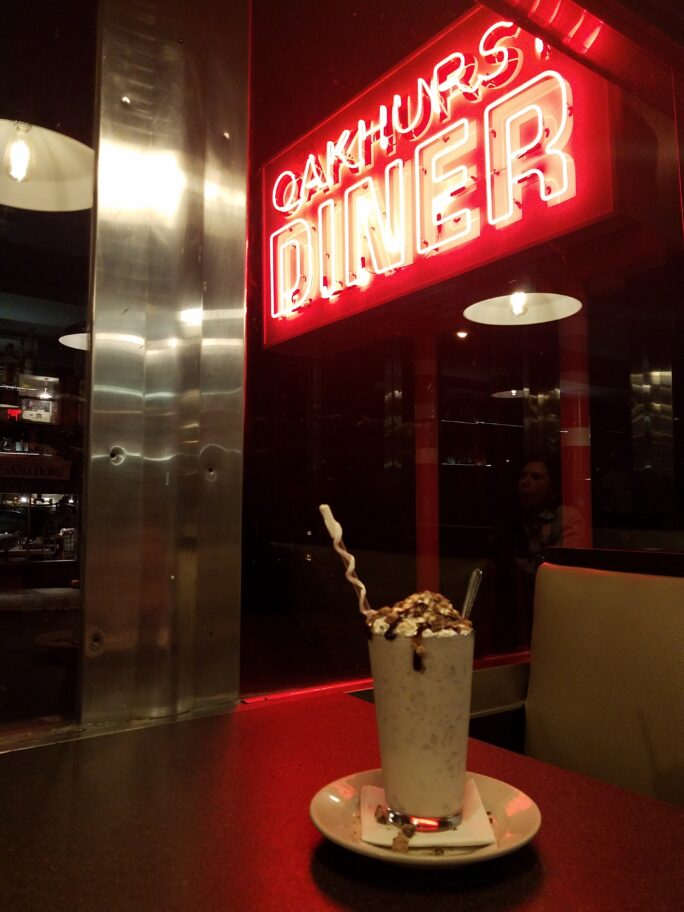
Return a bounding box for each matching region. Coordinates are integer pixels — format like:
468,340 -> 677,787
0,120 -> 94,212
464,292 -> 581,326
491,388 -> 527,399
58,331 -> 90,351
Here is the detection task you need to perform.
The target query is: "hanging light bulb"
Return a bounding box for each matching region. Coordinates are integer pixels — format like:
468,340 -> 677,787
510,291 -> 528,317
3,122 -> 34,182
0,119 -> 94,210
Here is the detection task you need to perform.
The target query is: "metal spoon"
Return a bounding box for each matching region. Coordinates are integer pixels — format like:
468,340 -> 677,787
461,568 -> 482,620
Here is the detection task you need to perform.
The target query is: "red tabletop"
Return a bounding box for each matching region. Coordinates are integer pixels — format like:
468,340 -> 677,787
0,690 -> 682,911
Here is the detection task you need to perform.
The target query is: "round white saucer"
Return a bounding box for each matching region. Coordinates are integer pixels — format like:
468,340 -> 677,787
310,768 -> 541,867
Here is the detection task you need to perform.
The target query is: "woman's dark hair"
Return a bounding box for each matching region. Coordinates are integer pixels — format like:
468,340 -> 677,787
519,451 -> 562,500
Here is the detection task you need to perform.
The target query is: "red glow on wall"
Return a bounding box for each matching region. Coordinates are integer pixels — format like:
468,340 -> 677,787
262,7 -> 614,346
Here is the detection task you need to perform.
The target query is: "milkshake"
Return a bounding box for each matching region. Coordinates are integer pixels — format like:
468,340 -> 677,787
366,591 -> 474,826
318,506 -> 476,829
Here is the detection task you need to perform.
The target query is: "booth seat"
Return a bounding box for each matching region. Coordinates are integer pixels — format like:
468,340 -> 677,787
525,561 -> 684,806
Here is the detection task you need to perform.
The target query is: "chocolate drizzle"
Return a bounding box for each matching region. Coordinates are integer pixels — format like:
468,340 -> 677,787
367,590 -> 473,673
411,636 -> 427,673
383,618 -> 401,640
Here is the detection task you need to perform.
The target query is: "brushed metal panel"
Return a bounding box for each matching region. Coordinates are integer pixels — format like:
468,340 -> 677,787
81,0 -> 247,724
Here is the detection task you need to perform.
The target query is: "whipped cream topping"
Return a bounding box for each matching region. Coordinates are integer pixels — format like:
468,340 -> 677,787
367,590 -> 473,639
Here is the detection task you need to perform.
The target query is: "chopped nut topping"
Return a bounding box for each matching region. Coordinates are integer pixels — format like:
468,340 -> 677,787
391,833 -> 411,853
367,590 -> 474,639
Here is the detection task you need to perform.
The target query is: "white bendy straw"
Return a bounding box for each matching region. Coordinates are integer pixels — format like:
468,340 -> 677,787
461,568 -> 483,620
319,504 -> 373,619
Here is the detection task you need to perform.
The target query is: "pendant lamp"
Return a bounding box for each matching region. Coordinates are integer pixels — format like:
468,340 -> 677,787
0,120 -> 94,212
491,388 -> 528,399
464,287 -> 581,326
59,323 -> 90,350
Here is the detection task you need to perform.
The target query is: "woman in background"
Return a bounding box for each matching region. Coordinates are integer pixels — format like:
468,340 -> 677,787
496,452 -> 584,648
515,453 -> 584,577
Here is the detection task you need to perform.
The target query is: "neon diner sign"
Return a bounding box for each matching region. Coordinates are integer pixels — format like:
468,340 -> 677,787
262,7 -> 614,346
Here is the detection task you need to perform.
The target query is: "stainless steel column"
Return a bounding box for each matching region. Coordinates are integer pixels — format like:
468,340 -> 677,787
81,0 -> 248,724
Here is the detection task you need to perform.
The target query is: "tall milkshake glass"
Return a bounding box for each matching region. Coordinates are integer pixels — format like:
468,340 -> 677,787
318,506 -> 476,827
369,629 -> 474,826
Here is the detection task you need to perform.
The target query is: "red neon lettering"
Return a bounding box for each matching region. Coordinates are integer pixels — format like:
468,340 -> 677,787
433,53 -> 481,113
270,219 -> 314,317
356,105 -> 395,169
479,21 -> 523,89
415,118 -> 480,254
276,19 -> 526,216
485,70 -> 575,227
270,72 -> 579,316
262,7 -> 613,346
271,68 -> 579,315
317,199 -> 340,298
301,153 -> 329,202
272,170 -> 301,214
344,160 -> 405,285
326,130 -> 359,186
391,79 -> 437,141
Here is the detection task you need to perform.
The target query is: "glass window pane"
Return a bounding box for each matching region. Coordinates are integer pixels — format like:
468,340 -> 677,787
246,1 -> 682,694
0,1 -> 96,728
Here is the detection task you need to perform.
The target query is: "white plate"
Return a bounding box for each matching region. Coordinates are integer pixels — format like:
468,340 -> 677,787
310,768 -> 541,867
